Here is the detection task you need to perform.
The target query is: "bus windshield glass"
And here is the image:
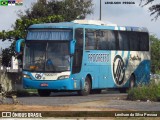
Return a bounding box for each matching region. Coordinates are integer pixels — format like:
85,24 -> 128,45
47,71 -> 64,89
23,41 -> 70,72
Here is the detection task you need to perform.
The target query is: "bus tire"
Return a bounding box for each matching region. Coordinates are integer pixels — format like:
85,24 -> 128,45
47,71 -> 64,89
78,77 -> 91,96
129,75 -> 135,89
38,89 -> 51,97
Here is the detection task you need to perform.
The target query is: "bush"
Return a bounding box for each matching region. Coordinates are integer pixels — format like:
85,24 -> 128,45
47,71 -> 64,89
16,90 -> 30,97
16,89 -> 38,97
127,80 -> 160,101
6,89 -> 37,97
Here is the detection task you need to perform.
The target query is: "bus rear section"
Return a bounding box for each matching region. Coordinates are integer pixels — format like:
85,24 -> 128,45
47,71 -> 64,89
80,27 -> 150,93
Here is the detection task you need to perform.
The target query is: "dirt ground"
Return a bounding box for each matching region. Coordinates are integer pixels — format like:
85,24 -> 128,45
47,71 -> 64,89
0,100 -> 123,111
0,104 -> 121,111
1,99 -> 160,111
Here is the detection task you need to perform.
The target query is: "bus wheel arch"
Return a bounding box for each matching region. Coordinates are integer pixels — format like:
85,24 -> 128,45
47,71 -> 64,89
78,74 -> 92,96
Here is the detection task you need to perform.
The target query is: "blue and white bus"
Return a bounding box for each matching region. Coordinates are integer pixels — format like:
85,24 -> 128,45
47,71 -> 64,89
16,20 -> 150,96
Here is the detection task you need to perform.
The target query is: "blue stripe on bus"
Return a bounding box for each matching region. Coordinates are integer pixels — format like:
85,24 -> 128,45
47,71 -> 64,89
134,60 -> 150,85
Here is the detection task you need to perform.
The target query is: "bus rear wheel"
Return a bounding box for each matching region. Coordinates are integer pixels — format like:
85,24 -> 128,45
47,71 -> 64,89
78,77 -> 91,96
38,89 -> 51,97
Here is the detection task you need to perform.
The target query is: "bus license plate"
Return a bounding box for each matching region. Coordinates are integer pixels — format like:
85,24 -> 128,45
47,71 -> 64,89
40,83 -> 48,87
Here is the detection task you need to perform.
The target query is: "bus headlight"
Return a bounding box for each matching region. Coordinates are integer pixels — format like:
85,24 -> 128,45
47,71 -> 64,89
57,75 -> 69,80
23,74 -> 31,79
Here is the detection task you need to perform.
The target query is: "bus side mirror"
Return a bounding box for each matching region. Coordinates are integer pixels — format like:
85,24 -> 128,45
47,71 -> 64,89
15,39 -> 24,53
70,40 -> 76,55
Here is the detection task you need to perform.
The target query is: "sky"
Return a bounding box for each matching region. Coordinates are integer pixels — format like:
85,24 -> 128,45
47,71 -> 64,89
0,0 -> 160,49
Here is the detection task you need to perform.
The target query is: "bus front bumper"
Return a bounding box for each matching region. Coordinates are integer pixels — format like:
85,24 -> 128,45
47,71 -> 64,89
23,78 -> 75,90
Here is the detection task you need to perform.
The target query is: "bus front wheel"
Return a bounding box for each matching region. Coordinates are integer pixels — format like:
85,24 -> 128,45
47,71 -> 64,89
38,89 -> 51,97
78,77 -> 91,96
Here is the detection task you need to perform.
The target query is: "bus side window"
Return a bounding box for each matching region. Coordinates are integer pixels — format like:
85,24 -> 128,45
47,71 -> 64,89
97,30 -> 108,50
129,32 -> 140,51
108,31 -> 116,50
118,31 -> 129,50
97,36 -> 107,50
85,29 -> 96,50
96,30 -> 116,50
140,33 -> 149,51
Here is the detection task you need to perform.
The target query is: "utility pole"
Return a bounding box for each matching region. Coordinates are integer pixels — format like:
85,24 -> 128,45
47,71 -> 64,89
100,0 -> 102,20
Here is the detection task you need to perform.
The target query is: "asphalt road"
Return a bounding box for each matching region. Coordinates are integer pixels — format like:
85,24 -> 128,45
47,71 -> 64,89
17,90 -> 127,106
4,90 -> 125,105
4,90 -> 160,111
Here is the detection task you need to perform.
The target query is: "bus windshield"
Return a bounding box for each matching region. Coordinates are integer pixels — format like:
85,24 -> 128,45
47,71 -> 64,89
23,41 -> 70,72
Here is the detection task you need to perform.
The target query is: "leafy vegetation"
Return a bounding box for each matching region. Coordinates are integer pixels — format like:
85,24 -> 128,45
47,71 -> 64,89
6,89 -> 38,97
140,0 -> 160,20
0,15 -> 64,42
150,35 -> 160,74
127,80 -> 160,101
128,35 -> 160,101
22,0 -> 93,21
16,89 -> 38,97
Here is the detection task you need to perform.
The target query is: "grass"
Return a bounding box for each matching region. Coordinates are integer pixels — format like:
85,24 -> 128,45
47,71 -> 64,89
16,89 -> 38,97
127,80 -> 160,101
25,89 -> 37,93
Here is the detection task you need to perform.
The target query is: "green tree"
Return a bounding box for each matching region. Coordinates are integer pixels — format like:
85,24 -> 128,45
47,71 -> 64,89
22,0 -> 93,21
150,35 -> 160,73
140,0 -> 160,20
0,0 -> 93,41
0,15 -> 64,66
0,15 -> 64,41
1,42 -> 15,67
0,0 -> 93,67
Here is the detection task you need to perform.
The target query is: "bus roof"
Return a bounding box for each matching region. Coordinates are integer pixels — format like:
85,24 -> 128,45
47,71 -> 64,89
29,20 -> 148,33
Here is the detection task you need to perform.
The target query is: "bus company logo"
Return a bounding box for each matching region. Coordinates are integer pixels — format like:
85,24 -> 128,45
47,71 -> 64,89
113,55 -> 125,86
35,73 -> 43,79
